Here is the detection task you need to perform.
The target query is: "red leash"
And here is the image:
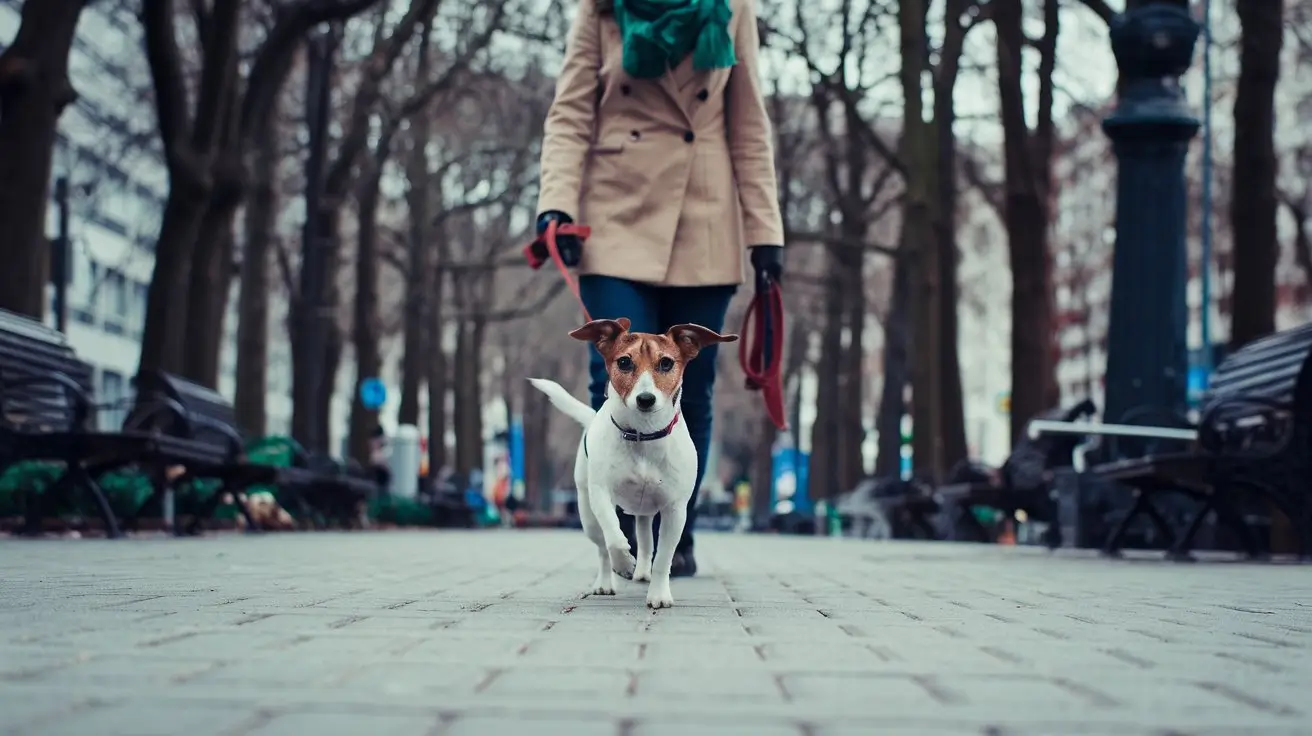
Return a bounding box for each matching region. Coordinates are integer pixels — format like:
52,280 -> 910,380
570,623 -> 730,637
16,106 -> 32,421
523,219 -> 592,322
739,277 -> 788,430
525,220 -> 786,429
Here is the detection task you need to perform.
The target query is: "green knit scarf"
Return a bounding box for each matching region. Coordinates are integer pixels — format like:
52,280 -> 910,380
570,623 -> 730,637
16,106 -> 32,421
613,0 -> 736,80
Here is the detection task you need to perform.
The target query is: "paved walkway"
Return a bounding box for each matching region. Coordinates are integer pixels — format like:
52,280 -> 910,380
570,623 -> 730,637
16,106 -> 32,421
1,531 -> 1309,735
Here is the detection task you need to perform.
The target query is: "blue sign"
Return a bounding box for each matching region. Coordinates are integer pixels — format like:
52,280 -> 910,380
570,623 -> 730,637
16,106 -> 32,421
358,377 -> 387,410
770,445 -> 811,516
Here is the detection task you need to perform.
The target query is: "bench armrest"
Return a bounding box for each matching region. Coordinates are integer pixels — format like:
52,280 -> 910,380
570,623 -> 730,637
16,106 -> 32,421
0,372 -> 95,428
188,414 -> 245,458
124,396 -> 195,436
1027,420 -> 1198,442
1198,395 -> 1292,459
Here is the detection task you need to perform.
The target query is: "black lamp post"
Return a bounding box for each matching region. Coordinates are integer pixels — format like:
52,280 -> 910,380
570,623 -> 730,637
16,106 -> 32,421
1100,0 -> 1200,430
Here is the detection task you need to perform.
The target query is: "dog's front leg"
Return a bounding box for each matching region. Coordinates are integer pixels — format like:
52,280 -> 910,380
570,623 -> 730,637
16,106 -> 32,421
646,504 -> 686,609
633,515 -> 655,582
588,483 -> 636,580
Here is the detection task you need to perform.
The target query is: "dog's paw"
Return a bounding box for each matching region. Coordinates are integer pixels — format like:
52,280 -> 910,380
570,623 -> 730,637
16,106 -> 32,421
608,546 -> 636,580
633,568 -> 651,583
645,584 -> 674,610
583,583 -> 616,597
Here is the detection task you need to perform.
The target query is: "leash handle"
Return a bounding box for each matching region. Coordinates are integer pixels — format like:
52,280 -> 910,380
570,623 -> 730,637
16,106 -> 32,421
525,219 -> 592,322
739,278 -> 787,430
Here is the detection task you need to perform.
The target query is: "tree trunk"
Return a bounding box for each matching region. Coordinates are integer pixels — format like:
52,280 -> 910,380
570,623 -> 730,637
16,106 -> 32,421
348,157 -> 386,466
521,366 -> 550,510
427,262 -> 450,476
233,113 -> 280,435
750,415 -> 776,526
181,184 -> 240,388
995,0 -> 1057,444
399,20 -> 436,426
900,0 -> 943,481
0,0 -> 86,319
316,318 -> 343,456
839,253 -> 865,489
140,181 -> 212,375
1229,0 -> 1283,350
875,248 -> 911,478
933,0 -> 970,468
807,250 -> 844,502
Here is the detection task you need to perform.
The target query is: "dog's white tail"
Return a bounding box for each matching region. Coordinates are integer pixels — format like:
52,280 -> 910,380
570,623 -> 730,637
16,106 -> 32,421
526,378 -> 596,427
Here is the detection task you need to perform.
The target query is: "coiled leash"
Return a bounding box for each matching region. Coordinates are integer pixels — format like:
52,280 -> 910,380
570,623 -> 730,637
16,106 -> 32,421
739,270 -> 788,430
525,219 -> 787,430
523,219 -> 593,322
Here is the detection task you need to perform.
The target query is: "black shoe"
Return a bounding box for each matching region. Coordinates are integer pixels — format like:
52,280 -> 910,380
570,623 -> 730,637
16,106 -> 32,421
670,551 -> 697,578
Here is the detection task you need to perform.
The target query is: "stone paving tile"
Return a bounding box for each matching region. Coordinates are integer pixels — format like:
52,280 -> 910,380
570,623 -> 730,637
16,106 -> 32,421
3,531 -> 1312,734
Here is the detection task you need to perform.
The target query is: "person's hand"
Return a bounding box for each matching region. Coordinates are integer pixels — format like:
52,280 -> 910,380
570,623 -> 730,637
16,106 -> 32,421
749,245 -> 783,285
535,211 -> 582,267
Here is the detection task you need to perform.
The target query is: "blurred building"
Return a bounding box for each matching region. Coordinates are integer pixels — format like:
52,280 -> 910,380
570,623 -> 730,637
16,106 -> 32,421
0,1 -> 297,435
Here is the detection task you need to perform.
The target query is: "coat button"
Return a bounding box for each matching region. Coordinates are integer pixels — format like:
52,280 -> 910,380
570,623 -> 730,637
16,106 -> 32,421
683,131 -> 695,143
621,84 -> 632,95
696,89 -> 708,101
630,130 -> 641,141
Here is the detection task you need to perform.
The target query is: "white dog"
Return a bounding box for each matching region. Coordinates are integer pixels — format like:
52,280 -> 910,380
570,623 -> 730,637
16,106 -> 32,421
528,317 -> 737,609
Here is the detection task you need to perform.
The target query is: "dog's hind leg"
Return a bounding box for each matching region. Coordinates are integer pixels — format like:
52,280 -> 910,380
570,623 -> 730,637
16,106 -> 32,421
646,504 -> 686,609
633,515 -> 654,582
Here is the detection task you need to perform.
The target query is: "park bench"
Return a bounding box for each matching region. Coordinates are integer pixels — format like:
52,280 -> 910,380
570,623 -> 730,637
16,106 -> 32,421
126,369 -> 377,533
0,309 -> 236,538
1029,321 -> 1312,560
895,400 -> 1097,545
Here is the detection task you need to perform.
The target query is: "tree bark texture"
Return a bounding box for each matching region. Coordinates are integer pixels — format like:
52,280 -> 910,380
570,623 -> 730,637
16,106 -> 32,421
995,0 -> 1058,445
1229,0 -> 1283,350
932,0 -> 971,470
899,0 -> 944,481
399,17 -> 437,426
807,249 -> 844,503
875,244 -> 911,478
233,106 -> 281,435
0,0 -> 86,320
138,0 -> 381,382
348,149 -> 388,466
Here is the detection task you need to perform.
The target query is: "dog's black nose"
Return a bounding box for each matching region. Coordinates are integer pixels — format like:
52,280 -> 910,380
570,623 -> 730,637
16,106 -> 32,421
635,392 -> 656,410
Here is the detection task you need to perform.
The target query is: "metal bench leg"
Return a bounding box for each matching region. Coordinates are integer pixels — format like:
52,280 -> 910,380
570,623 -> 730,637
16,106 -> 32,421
1211,488 -> 1264,560
1102,491 -> 1150,558
21,468 -> 78,537
1166,501 -> 1214,563
1141,496 -> 1178,549
69,465 -> 122,540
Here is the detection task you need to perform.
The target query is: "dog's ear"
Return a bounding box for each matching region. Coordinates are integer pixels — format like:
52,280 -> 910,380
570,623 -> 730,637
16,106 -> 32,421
666,323 -> 739,360
569,318 -> 631,355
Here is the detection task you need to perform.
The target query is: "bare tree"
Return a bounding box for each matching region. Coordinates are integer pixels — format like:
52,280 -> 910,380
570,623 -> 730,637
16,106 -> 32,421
0,0 -> 89,319
137,0 -> 381,387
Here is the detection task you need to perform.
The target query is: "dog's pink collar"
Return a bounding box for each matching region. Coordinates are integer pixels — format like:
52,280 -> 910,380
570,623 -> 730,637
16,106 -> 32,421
611,413 -> 681,443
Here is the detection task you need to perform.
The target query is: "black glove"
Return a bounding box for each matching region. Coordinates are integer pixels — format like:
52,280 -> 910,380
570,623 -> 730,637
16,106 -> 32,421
534,210 -> 582,267
749,245 -> 783,285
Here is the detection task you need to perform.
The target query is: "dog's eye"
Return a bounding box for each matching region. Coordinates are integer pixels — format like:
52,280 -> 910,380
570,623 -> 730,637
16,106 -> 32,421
615,356 -> 635,371
657,357 -> 675,372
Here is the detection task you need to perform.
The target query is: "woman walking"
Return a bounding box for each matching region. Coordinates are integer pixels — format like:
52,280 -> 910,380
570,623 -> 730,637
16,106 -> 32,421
537,0 -> 784,576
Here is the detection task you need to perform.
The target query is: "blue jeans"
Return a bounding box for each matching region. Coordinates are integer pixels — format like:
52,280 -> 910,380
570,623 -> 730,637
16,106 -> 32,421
578,275 -> 736,555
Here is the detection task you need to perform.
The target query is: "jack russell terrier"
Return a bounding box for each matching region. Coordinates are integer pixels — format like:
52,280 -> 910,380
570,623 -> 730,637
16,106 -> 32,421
528,318 -> 737,609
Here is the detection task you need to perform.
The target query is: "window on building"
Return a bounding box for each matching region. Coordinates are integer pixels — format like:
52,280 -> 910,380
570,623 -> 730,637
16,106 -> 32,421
102,268 -> 128,335
99,369 -> 128,430
130,281 -> 148,338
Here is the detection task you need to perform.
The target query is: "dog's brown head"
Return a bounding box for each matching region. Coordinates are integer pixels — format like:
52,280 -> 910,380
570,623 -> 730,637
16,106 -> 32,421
569,318 -> 738,414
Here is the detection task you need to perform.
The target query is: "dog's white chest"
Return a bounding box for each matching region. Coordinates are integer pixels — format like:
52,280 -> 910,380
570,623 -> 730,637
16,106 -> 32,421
611,457 -> 681,516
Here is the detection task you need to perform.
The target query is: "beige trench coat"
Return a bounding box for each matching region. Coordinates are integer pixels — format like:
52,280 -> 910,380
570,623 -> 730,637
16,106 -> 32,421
537,0 -> 785,287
